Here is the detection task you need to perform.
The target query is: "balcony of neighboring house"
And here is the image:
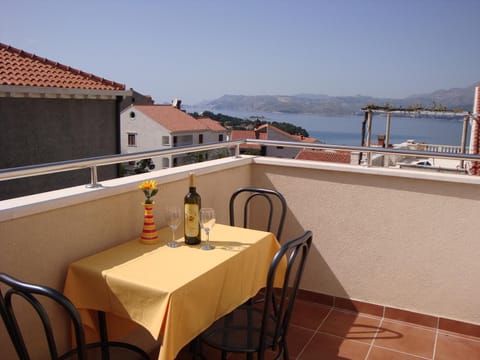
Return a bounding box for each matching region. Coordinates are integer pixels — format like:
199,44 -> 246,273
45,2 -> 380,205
2,140 -> 480,359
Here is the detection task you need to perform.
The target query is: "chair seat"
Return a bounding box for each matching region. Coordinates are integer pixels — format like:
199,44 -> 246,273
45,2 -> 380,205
201,304 -> 277,353
197,231 -> 313,360
0,272 -> 150,360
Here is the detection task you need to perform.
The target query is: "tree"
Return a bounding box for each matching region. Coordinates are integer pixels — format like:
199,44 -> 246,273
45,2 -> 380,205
189,111 -> 309,137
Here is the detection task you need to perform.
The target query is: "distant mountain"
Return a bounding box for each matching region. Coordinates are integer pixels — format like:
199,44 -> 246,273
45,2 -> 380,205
403,84 -> 476,111
198,83 -> 477,116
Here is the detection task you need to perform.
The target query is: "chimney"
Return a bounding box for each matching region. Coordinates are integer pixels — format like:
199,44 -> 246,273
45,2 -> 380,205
470,87 -> 480,174
172,99 -> 181,109
377,134 -> 385,147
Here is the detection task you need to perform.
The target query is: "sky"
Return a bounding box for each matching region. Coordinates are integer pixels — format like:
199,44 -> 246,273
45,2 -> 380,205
2,0 -> 480,105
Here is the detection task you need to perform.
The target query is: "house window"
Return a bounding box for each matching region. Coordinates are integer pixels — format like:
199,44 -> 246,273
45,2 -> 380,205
128,133 -> 137,147
173,136 -> 178,147
218,134 -> 224,142
199,134 -> 204,144
162,136 -> 170,146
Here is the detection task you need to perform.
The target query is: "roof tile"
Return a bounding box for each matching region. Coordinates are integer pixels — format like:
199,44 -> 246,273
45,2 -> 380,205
0,42 -> 125,90
134,105 -> 210,132
296,149 -> 351,163
196,117 -> 226,131
230,130 -> 256,140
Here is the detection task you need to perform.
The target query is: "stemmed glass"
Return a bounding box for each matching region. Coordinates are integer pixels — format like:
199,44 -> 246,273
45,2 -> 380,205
200,208 -> 215,250
166,206 -> 181,248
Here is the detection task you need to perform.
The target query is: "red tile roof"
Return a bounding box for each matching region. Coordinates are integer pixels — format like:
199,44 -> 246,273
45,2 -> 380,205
292,134 -> 318,143
231,124 -> 317,144
197,117 -> 226,132
296,149 -> 351,163
134,105 -> 208,132
255,124 -> 317,143
0,42 -> 125,90
230,130 -> 256,140
229,130 -> 262,149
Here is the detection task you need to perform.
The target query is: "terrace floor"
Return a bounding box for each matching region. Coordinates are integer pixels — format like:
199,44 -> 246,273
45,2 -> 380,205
175,298 -> 480,359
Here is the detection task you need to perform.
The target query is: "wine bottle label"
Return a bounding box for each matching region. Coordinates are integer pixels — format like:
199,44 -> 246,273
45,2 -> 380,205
184,204 -> 199,237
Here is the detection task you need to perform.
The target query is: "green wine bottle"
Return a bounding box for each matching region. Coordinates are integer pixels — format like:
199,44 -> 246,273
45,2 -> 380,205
184,173 -> 201,245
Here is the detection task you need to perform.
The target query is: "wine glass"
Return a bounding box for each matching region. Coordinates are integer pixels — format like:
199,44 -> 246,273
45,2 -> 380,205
200,208 -> 215,250
166,206 -> 181,248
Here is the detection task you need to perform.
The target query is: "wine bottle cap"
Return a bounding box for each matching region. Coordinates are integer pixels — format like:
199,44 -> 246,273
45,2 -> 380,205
189,172 -> 195,187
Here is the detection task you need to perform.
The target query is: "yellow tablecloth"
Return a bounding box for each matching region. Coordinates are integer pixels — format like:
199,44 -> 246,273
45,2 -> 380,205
64,224 -> 282,360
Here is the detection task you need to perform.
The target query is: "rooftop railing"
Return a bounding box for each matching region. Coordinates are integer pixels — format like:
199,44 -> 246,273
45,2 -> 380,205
3,137 -> 480,358
1,139 -> 479,188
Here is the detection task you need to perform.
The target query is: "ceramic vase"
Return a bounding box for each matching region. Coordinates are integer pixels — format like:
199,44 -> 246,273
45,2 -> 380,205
141,202 -> 159,244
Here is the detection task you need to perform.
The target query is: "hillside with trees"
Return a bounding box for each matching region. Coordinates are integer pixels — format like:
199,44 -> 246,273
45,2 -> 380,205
190,110 -> 309,137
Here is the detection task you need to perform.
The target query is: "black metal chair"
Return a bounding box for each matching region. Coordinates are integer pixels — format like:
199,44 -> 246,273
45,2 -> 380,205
0,272 -> 150,360
196,230 -> 313,360
229,187 -> 287,241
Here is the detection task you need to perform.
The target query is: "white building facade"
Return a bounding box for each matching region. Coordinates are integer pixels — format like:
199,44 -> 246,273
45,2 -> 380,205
120,104 -> 228,172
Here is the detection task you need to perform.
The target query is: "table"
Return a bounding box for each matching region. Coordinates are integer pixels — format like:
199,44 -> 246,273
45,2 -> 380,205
64,224 -> 282,360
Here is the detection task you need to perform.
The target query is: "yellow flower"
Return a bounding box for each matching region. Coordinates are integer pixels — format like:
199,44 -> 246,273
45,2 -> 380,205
139,180 -> 157,191
139,180 -> 158,204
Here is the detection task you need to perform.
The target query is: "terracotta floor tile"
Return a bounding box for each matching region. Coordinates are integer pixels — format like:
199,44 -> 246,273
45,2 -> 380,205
318,309 -> 382,344
372,320 -> 435,358
227,348 -> 282,359
290,299 -> 332,330
368,346 -> 427,359
287,324 -> 316,357
298,332 -> 370,360
175,298 -> 480,360
196,325 -> 315,359
435,332 -> 480,360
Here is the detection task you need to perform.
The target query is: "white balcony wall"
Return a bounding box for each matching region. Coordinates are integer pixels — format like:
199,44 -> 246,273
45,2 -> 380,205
0,158 -> 251,359
249,158 -> 480,326
2,155 -> 480,358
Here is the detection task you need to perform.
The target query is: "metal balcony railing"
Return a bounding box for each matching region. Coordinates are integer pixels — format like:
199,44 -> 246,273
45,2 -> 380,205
2,139 -> 480,188
422,144 -> 467,154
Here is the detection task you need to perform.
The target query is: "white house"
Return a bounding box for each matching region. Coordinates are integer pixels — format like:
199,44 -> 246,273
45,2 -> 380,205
230,123 -> 318,158
120,103 -> 228,170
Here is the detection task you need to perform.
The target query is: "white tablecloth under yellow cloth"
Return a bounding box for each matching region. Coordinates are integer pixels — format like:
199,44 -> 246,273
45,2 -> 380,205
64,224 -> 282,360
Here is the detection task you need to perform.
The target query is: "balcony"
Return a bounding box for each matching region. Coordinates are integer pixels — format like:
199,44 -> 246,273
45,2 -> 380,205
2,141 -> 480,359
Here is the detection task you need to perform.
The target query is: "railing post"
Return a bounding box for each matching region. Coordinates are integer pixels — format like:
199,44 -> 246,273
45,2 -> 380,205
366,111 -> 373,166
460,114 -> 469,169
86,165 -> 102,188
384,112 -> 391,167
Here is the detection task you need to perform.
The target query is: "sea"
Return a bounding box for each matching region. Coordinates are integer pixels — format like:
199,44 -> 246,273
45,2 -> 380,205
188,108 -> 470,146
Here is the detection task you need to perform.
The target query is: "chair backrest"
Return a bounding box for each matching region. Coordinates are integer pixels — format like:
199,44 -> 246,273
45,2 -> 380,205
260,230 -> 312,354
0,273 -> 87,360
229,187 -> 287,240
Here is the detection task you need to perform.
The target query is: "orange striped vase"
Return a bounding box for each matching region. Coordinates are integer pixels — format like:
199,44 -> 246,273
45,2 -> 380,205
141,202 -> 159,244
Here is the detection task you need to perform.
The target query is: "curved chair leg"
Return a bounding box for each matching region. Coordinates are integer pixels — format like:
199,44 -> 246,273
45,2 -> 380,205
279,341 -> 289,360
